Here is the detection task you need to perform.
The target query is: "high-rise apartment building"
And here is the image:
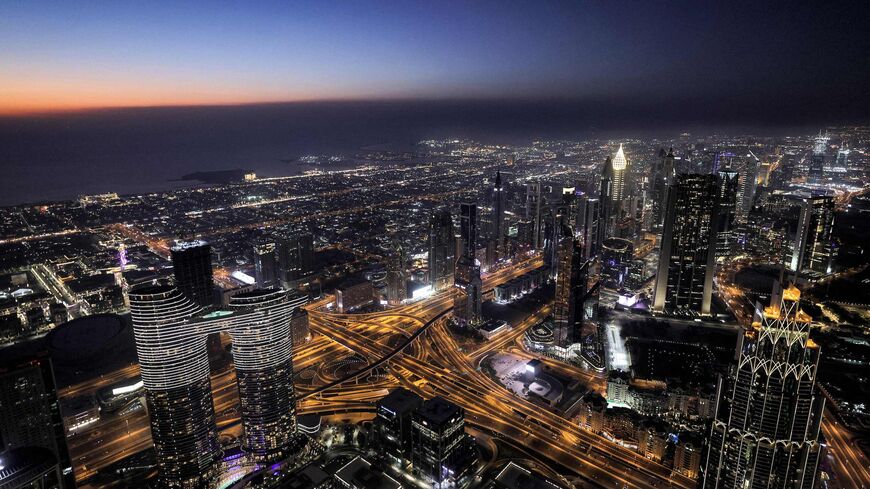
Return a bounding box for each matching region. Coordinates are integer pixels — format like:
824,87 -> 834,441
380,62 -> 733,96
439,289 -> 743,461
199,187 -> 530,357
171,240 -> 215,308
703,284 -> 824,489
651,148 -> 675,233
552,225 -> 589,354
790,195 -> 835,275
490,170 -> 506,254
454,203 -> 483,326
653,174 -> 720,316
428,209 -> 455,291
610,144 -> 629,205
715,169 -> 740,259
0,350 -> 75,488
253,239 -> 279,289
277,231 -> 315,287
129,285 -> 298,487
808,131 -> 827,183
372,388 -> 423,467
525,183 -> 543,250
411,397 -> 476,488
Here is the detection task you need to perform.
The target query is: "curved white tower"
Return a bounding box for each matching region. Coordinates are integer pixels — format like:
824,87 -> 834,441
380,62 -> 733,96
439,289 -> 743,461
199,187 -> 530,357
611,144 -> 628,204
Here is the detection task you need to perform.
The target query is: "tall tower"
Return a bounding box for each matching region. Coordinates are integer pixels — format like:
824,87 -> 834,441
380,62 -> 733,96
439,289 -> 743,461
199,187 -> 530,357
715,169 -> 740,259
253,239 -> 279,289
0,351 -> 75,488
454,203 -> 482,326
428,209 -> 455,291
490,170 -> 506,255
651,148 -> 675,233
171,240 -> 215,308
576,194 -> 600,259
277,231 -> 315,288
129,285 -> 219,488
386,241 -> 407,306
653,174 -> 720,316
703,284 -> 824,489
808,131 -> 828,183
525,182 -> 543,250
790,195 -> 835,275
130,285 -> 299,487
552,224 -> 589,354
598,156 -> 614,246
611,144 -> 628,205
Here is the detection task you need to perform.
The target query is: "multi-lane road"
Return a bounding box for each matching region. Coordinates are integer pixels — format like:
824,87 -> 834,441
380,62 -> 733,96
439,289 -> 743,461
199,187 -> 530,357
66,255 -> 868,489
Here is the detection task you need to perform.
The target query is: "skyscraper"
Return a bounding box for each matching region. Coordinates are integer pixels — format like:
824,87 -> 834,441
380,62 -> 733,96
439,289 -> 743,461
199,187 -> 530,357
653,174 -> 720,316
253,239 -> 279,289
715,169 -> 740,259
459,202 -> 477,259
525,182 -> 543,250
428,209 -> 455,291
575,194 -> 600,259
454,203 -> 482,326
790,195 -> 835,275
490,170 -> 506,255
651,148 -> 676,233
411,396 -> 477,488
552,223 -> 589,354
129,285 -> 298,487
171,240 -> 215,308
703,284 -> 824,489
0,350 -> 75,488
808,131 -> 827,183
386,241 -> 407,306
277,231 -> 316,288
598,156 -> 614,247
610,143 -> 629,205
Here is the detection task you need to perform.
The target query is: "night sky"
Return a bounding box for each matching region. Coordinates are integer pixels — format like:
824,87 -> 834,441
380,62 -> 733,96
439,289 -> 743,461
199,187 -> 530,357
1,0 -> 868,122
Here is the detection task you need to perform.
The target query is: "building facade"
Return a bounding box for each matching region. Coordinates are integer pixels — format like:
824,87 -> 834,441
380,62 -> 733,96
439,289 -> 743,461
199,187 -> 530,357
653,174 -> 720,316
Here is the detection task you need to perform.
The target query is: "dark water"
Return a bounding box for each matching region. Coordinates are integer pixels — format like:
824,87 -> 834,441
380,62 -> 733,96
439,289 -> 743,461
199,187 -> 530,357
0,100 -> 831,206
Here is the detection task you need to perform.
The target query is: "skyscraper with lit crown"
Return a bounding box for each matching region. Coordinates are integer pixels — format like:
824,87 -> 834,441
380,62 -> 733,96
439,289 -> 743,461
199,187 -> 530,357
611,143 -> 628,204
703,284 -> 824,489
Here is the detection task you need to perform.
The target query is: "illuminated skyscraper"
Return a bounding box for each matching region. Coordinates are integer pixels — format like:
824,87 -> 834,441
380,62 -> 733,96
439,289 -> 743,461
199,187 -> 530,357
790,195 -> 835,274
386,241 -> 407,306
428,209 -> 455,291
653,174 -> 720,316
277,231 -> 315,287
0,350 -> 75,488
552,224 -> 589,354
575,194 -> 600,259
411,396 -> 477,488
454,203 -> 482,326
525,182 -> 543,250
808,131 -> 828,183
490,170 -> 506,254
171,240 -> 215,308
715,169 -> 740,258
651,148 -> 676,233
610,143 -> 628,205
130,285 -> 298,487
253,239 -> 279,289
703,284 -> 824,489
598,156 -> 614,247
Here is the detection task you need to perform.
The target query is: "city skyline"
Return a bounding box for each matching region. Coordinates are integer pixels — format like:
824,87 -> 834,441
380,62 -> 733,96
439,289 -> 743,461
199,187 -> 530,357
1,2 -> 868,489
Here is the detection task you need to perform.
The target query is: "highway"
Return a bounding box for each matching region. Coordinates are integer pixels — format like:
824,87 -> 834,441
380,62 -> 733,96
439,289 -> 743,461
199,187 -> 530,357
65,254 -> 869,489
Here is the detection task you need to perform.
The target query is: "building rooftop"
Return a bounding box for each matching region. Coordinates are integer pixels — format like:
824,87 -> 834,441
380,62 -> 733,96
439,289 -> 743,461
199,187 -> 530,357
415,396 -> 462,427
378,388 -> 423,416
489,462 -> 565,489
334,456 -> 402,489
